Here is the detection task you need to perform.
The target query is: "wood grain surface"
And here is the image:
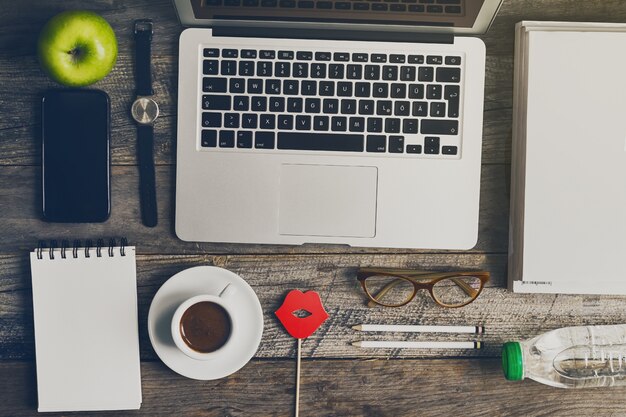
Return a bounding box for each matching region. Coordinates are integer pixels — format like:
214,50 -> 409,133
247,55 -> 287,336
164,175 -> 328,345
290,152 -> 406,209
2,0 -> 626,416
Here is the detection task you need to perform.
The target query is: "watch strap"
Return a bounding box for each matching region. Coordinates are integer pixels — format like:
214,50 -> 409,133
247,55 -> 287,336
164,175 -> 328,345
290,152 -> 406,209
137,124 -> 158,227
134,20 -> 153,97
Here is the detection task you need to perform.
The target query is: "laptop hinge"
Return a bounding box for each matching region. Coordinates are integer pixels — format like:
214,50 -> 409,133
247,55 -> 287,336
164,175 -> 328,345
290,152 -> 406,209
212,26 -> 454,44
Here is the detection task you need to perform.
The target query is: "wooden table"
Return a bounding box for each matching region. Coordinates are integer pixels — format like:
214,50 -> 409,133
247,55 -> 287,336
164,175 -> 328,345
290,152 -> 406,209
2,1 -> 626,415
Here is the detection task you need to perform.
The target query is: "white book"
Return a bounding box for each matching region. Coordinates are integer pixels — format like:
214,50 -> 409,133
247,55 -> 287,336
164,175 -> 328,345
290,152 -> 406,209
30,241 -> 142,412
510,21 -> 626,294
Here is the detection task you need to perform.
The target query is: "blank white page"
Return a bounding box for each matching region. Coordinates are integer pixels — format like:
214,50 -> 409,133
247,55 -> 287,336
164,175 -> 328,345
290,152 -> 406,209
30,245 -> 141,412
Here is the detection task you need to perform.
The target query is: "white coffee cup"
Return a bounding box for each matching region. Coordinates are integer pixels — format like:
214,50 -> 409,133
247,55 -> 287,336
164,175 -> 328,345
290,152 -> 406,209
171,283 -> 237,360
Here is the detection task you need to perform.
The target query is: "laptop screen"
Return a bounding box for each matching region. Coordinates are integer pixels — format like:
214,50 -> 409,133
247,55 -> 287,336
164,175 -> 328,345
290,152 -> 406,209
185,0 -> 486,29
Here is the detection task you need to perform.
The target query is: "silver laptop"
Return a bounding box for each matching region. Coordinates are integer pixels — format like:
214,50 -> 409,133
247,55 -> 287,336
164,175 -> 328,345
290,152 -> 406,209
173,0 -> 502,249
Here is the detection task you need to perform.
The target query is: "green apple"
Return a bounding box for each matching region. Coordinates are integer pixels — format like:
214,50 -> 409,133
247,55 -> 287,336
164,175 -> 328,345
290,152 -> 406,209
37,10 -> 118,87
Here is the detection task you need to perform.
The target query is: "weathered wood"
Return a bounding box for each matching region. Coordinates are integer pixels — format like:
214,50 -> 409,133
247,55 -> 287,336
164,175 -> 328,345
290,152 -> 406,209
0,164 -> 510,254
2,359 -> 626,417
4,252 -> 626,361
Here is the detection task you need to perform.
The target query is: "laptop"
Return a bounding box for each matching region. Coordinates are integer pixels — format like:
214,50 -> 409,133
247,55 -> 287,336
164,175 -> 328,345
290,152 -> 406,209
173,0 -> 502,249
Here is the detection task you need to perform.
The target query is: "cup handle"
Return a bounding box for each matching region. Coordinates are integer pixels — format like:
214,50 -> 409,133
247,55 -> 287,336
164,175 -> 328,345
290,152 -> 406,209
219,282 -> 237,299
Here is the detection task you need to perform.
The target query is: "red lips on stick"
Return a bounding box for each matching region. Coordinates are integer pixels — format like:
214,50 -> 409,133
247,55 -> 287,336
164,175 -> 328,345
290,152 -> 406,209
275,290 -> 329,417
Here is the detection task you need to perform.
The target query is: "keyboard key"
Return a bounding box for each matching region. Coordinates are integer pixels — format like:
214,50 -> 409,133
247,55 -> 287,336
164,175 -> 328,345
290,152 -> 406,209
354,2 -> 369,9
331,116 -> 348,131
445,5 -> 461,13
225,0 -> 241,5
244,0 -> 260,7
421,119 -> 458,135
352,53 -> 368,62
436,67 -> 461,82
317,1 -> 332,8
319,81 -> 335,96
241,49 -> 257,58
284,80 -> 299,95
221,60 -> 237,75
202,111 -> 222,127
335,1 -> 351,8
295,115 -> 311,130
334,52 -> 350,61
269,97 -> 285,112
302,80 -> 317,95
371,54 -> 387,63
203,48 -> 219,57
424,136 -> 440,154
224,113 -> 240,128
407,144 -> 422,153
365,65 -> 380,80
305,98 -> 321,113
337,82 -> 353,97
445,85 -> 460,117
347,64 -> 362,79
427,4 -> 443,12
257,61 -> 273,76
412,101 -> 428,116
445,56 -> 462,65
349,117 -> 365,132
203,60 -> 219,75
242,113 -> 258,128
293,62 -> 309,78
265,79 -> 281,95
376,101 -> 392,115
389,136 -> 404,153
394,101 -> 410,116
418,66 -> 434,81
391,83 -> 406,98
385,118 -> 401,133
229,78 -> 245,93
255,132 -> 275,149
201,130 -> 217,147
390,3 -> 406,10
442,145 -> 458,155
402,119 -> 418,133
426,84 -> 442,99
323,99 -> 339,114
261,0 -> 277,6
233,96 -> 249,111
426,55 -> 443,64
279,50 -> 295,59
239,61 -> 255,76
275,62 -> 291,77
219,130 -> 235,148
382,65 -> 398,80
311,63 -> 327,78
247,79 -> 263,93
260,114 -> 276,129
408,83 -> 424,99
222,49 -> 238,58
296,51 -> 313,60
252,96 -> 267,111
359,100 -> 374,115
341,99 -> 357,114
237,131 -> 253,148
280,1 -> 296,7
408,4 -> 425,11
288,97 -> 304,112
202,95 -> 231,110
313,116 -> 330,131
278,114 -> 294,130
367,118 -> 383,132
408,54 -> 424,64
400,66 -> 416,81
390,54 -> 405,63
329,64 -> 345,79
372,83 -> 388,98
260,50 -> 276,59
299,0 -> 314,6
366,135 -> 386,152
278,132 -> 364,152
203,77 -> 227,93
355,82 -> 371,97
315,52 -> 332,61
430,101 -> 446,117
372,3 -> 388,10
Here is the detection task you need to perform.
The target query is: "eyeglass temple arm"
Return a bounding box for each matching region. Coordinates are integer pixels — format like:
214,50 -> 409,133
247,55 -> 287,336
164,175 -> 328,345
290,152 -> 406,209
452,277 -> 479,298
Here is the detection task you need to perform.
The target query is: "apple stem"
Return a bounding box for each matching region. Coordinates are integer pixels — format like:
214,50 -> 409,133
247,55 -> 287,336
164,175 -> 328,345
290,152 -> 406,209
68,47 -> 83,63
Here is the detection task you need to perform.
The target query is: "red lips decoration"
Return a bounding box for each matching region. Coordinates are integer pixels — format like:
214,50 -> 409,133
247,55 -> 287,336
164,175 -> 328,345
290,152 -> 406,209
275,290 -> 329,339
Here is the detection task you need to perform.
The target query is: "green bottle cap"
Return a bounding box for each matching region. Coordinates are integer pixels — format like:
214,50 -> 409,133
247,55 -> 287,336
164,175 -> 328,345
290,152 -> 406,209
502,342 -> 523,381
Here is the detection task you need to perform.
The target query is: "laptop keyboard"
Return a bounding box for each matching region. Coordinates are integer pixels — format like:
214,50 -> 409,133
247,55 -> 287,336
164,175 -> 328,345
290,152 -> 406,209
199,46 -> 463,157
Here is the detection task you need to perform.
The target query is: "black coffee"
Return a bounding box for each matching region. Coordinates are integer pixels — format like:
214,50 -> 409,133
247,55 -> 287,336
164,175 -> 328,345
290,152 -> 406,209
180,301 -> 232,353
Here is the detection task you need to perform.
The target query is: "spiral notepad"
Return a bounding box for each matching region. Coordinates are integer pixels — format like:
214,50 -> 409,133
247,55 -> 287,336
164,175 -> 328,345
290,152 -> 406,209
30,239 -> 142,412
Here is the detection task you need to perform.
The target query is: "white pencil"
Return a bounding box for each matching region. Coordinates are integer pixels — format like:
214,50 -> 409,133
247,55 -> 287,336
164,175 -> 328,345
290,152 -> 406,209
352,340 -> 482,349
352,324 -> 484,334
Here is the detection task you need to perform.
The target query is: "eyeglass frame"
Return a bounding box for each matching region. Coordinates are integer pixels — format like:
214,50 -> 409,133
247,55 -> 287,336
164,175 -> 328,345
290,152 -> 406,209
356,267 -> 490,308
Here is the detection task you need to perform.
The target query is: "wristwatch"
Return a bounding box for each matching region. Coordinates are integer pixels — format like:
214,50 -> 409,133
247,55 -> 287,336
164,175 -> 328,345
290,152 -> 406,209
131,19 -> 158,227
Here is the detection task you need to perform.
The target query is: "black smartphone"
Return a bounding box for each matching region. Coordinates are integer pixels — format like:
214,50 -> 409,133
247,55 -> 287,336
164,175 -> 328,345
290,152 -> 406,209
42,90 -> 110,222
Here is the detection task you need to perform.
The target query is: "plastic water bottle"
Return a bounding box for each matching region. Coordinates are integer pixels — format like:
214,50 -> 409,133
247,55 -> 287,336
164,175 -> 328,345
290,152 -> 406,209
502,324 -> 626,388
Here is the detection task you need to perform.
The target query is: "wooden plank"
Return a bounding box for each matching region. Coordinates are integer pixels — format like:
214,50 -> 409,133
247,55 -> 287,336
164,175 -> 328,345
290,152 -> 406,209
1,359 -> 626,417
0,164 -> 510,254
4,252 -> 626,360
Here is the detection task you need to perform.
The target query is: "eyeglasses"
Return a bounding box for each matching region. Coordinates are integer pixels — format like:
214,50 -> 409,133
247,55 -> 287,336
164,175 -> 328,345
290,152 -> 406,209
357,267 -> 490,308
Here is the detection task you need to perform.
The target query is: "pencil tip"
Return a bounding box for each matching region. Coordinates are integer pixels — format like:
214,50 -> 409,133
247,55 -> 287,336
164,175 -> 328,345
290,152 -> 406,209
351,341 -> 361,347
352,325 -> 362,331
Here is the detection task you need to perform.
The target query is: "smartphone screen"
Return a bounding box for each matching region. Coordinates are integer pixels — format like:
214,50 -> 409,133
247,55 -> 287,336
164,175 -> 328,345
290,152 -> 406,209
42,90 -> 110,222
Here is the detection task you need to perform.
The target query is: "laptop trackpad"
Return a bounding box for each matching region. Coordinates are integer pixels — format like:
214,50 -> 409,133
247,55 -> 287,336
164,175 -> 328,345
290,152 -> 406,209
279,164 -> 377,238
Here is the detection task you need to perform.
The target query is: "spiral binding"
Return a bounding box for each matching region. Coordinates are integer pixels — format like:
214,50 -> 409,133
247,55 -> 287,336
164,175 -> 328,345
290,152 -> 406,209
36,238 -> 128,260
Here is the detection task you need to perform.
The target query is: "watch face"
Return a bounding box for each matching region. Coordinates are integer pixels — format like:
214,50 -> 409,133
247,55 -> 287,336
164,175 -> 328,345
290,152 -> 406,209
131,97 -> 159,124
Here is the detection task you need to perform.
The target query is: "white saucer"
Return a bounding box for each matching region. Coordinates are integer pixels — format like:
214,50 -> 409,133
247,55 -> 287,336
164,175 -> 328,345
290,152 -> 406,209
148,266 -> 264,380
